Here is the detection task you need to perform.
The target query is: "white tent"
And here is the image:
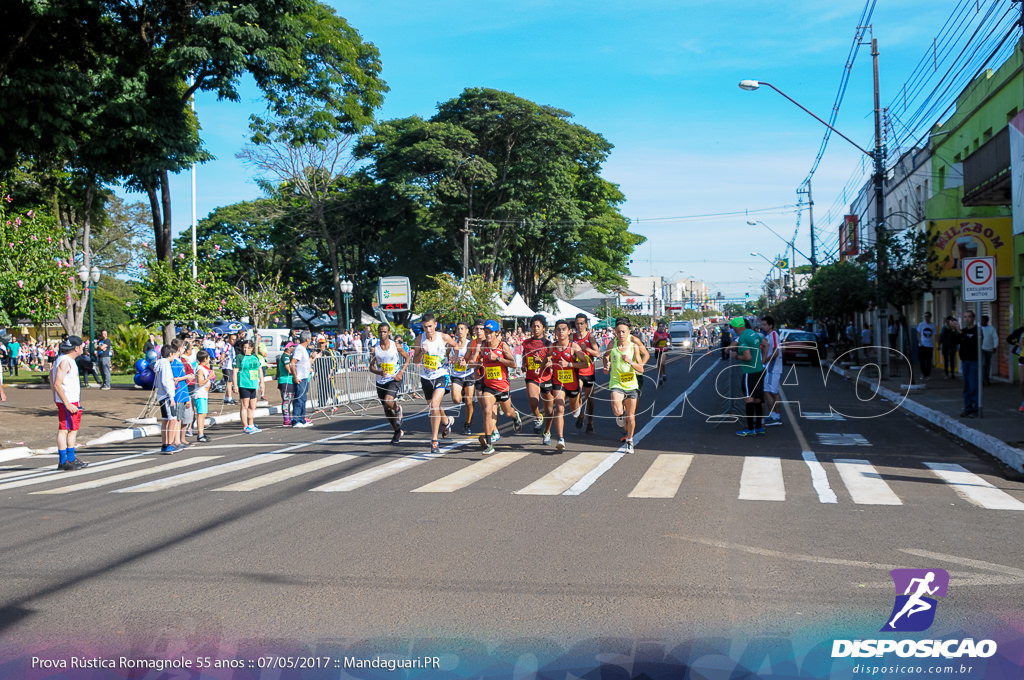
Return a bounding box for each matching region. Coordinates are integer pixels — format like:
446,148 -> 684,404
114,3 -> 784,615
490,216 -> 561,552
491,293 -> 510,316
542,298 -> 599,324
502,292 -> 535,318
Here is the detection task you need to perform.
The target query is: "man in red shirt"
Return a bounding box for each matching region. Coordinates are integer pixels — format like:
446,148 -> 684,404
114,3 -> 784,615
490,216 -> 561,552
652,321 -> 671,385
572,314 -> 602,433
521,314 -> 553,437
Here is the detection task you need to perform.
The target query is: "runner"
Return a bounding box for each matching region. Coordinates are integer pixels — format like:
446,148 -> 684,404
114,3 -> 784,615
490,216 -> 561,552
476,320 -> 522,455
447,321 -> 478,435
521,314 -> 554,437
652,321 -> 671,385
369,322 -> 410,444
760,315 -> 783,427
412,313 -> 459,454
544,319 -> 590,451
603,318 -> 650,454
572,313 -> 602,432
730,317 -> 768,436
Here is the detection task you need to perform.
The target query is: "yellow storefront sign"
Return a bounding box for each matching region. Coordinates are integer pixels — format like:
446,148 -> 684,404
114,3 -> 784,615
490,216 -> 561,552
930,217 -> 1012,278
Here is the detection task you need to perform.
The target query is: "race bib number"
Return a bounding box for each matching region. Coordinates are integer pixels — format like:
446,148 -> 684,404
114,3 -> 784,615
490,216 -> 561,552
619,371 -> 637,388
527,356 -> 540,371
423,354 -> 441,370
485,366 -> 502,381
380,362 -> 396,376
249,369 -> 260,385
454,359 -> 468,372
658,340 -> 668,348
557,369 -> 575,385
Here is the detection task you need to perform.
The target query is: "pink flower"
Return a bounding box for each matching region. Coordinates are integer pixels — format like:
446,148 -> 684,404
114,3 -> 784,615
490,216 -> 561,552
14,217 -> 21,226
16,280 -> 23,288
214,245 -> 220,250
178,253 -> 185,259
26,210 -> 34,218
4,195 -> 11,203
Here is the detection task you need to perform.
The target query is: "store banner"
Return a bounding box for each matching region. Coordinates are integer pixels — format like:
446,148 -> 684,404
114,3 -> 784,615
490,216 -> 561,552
929,217 -> 1012,278
1011,111 -> 1024,236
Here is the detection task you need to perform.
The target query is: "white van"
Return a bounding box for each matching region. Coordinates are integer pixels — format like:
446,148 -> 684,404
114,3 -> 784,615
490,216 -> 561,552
668,320 -> 695,353
256,328 -> 292,367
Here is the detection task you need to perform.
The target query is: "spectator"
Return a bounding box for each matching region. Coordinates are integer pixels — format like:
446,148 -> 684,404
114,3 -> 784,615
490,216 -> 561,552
51,335 -> 88,470
953,310 -> 979,418
939,316 -> 959,379
979,315 -> 997,387
7,335 -> 21,377
916,312 -> 936,381
143,333 -> 159,354
290,331 -> 315,427
95,329 -> 113,389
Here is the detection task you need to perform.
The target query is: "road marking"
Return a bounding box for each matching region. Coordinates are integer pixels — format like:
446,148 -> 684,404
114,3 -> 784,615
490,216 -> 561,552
560,360 -> 718,496
0,459 -> 148,490
801,411 -> 846,421
779,387 -> 837,504
311,442 -> 466,492
739,456 -> 786,501
628,454 -> 693,498
411,451 -> 531,493
818,433 -> 871,446
834,459 -> 901,505
0,448 -> 163,485
114,453 -> 286,492
924,462 -> 1024,511
31,456 -> 222,494
215,454 -> 368,491
672,535 -> 902,570
516,451 -> 613,495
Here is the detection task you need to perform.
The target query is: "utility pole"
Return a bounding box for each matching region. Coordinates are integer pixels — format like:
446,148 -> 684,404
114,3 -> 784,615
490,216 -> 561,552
808,179 -> 817,275
462,217 -> 472,280
872,36 -> 889,376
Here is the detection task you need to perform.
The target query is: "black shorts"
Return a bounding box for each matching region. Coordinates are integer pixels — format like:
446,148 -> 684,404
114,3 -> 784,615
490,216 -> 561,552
376,380 -> 399,401
159,398 -> 177,421
480,385 -> 510,402
279,382 -> 296,398
222,368 -> 234,381
525,378 -> 552,393
238,386 -> 257,400
551,384 -> 579,399
451,375 -> 476,389
579,373 -> 596,388
421,375 -> 450,400
741,370 -> 765,402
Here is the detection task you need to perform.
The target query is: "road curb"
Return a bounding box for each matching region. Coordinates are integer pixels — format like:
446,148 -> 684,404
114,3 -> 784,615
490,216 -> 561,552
827,362 -> 1024,473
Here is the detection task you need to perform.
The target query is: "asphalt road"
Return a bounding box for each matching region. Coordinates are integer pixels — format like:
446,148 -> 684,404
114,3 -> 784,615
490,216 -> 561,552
2,351 -> 1022,669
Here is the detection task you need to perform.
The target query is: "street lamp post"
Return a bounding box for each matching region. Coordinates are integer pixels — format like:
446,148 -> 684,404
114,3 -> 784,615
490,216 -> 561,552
77,264 -> 101,353
740,65 -> 888,374
340,279 -> 353,332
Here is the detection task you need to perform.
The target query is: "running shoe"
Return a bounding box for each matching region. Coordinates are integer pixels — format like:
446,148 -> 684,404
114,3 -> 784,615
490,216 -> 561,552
66,459 -> 88,470
396,406 -> 404,430
585,421 -> 594,434
430,440 -> 440,454
765,418 -> 783,427
555,438 -> 565,451
478,434 -> 489,450
160,446 -> 176,455
283,418 -> 292,427
481,442 -> 495,456
754,427 -> 766,435
462,422 -> 473,436
533,418 -> 543,434
575,412 -> 584,429
294,420 -> 313,428
243,426 -> 255,434
735,429 -> 755,437
250,425 -> 262,433
513,414 -> 522,433
197,435 -> 210,443
391,429 -> 403,445
441,415 -> 454,438
624,440 -> 634,454
542,431 -> 551,445
490,431 -> 501,443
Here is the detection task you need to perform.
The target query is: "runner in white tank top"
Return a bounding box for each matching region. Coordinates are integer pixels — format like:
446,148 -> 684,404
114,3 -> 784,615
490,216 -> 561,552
369,323 -> 411,444
412,314 -> 459,454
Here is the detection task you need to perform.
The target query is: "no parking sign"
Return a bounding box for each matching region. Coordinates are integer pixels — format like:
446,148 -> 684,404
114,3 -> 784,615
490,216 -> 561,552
962,257 -> 996,302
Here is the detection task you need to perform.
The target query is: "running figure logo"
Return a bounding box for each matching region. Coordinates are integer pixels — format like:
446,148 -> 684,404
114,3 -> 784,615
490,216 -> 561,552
881,568 -> 950,632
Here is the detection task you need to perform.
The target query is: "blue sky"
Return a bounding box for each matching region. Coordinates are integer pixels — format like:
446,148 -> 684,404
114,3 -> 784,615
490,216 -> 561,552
154,0 -> 1006,297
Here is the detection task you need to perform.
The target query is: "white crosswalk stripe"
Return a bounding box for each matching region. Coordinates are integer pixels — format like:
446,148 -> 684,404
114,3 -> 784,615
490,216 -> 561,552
628,454 -> 693,498
738,456 -> 786,501
412,451 -> 531,493
515,451 -> 613,495
32,456 -> 222,494
834,459 -> 902,505
311,442 -> 465,492
924,462 -> 1024,511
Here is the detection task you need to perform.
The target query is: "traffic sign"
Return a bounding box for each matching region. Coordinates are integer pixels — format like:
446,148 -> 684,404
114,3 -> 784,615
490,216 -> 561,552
962,257 -> 996,302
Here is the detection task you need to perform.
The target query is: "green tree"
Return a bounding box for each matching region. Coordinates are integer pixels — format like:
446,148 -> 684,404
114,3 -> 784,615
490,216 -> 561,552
414,274 -> 503,326
769,290 -> 811,328
806,260 -> 872,322
133,257 -> 236,327
357,88 -> 644,310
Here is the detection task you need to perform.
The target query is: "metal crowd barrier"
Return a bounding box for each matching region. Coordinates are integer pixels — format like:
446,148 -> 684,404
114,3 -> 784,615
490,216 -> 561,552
307,350 -> 422,415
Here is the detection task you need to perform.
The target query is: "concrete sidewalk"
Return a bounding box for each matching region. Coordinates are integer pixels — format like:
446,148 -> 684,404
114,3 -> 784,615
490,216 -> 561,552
827,360 -> 1024,474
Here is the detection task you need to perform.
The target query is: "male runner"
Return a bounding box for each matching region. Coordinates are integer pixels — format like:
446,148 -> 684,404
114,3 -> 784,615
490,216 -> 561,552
521,314 -> 554,436
369,323 -> 410,444
476,320 -> 522,455
652,321 -> 671,385
448,321 -> 478,435
412,313 -> 459,454
603,318 -> 649,454
545,319 -> 590,451
572,313 -> 602,432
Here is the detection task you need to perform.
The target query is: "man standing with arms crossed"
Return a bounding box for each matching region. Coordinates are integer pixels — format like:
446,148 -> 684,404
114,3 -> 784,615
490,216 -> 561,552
95,328 -> 113,390
290,330 -> 315,427
916,312 -> 936,382
51,336 -> 88,470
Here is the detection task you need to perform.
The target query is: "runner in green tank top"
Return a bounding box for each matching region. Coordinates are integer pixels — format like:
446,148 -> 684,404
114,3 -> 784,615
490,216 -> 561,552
602,317 -> 650,454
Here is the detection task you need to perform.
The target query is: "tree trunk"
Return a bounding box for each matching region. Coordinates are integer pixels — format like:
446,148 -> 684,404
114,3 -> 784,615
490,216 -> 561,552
144,171 -> 176,343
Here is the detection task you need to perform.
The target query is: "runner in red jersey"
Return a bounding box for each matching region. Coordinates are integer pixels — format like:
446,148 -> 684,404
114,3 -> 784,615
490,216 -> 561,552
521,314 -> 554,439
652,321 -> 672,385
476,320 -> 522,455
573,313 -> 602,432
545,319 -> 590,451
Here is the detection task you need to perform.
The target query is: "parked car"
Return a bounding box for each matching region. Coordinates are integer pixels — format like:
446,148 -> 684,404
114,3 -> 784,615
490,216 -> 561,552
779,329 -> 821,366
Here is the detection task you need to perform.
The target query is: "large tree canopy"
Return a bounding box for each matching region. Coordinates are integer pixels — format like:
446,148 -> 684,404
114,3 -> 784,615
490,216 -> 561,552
357,88 -> 644,310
